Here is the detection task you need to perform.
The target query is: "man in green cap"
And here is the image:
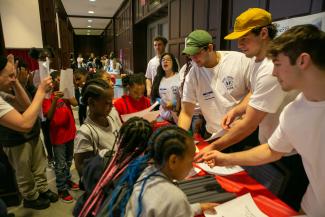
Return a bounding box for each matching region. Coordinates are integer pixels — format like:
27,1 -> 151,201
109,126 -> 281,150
179,29 -> 252,141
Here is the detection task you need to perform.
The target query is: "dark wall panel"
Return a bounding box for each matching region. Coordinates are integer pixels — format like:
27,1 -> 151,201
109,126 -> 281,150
38,0 -> 59,68
270,0 -> 312,20
193,0 -> 208,30
170,0 -> 180,39
180,0 -> 193,37
169,43 -> 179,63
74,35 -> 103,58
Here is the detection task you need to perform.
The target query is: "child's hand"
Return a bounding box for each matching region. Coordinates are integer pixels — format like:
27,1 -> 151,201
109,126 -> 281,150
200,202 -> 218,213
53,91 -> 64,99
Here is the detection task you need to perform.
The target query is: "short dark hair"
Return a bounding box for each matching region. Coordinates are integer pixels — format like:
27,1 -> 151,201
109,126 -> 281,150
122,73 -> 146,87
267,24 -> 325,70
251,23 -> 278,39
154,36 -> 168,45
81,78 -> 112,105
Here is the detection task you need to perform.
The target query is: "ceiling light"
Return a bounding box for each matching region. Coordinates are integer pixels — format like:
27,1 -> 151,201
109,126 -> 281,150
87,25 -> 91,28
88,19 -> 93,22
87,33 -> 90,35
88,11 -> 94,14
89,0 -> 96,2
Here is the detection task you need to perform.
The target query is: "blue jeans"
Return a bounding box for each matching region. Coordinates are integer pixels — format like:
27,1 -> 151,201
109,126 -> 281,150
53,140 -> 74,192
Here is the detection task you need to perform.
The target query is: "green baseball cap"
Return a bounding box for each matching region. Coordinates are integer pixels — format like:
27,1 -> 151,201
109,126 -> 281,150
182,30 -> 213,55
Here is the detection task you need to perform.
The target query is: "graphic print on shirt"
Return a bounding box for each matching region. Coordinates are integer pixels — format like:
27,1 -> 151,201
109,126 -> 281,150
222,76 -> 234,90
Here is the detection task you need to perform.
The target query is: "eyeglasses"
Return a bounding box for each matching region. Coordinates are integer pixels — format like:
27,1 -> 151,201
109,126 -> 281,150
162,58 -> 173,62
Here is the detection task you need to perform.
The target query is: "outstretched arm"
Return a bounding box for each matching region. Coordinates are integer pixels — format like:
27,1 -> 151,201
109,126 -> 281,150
200,143 -> 284,167
178,101 -> 195,131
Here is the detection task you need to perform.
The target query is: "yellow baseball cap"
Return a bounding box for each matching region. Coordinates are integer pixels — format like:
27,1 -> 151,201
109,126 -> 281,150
224,8 -> 272,40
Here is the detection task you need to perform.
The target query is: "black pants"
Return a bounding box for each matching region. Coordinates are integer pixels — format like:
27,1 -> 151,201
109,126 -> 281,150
78,104 -> 87,126
41,120 -> 53,160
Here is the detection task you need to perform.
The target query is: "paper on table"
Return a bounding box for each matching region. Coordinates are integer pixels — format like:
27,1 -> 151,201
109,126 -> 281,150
186,167 -> 201,178
204,130 -> 225,142
196,163 -> 243,176
120,101 -> 160,122
204,193 -> 268,217
60,68 -> 75,98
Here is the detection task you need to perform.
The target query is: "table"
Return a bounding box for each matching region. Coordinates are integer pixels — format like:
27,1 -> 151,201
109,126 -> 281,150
195,141 -> 298,217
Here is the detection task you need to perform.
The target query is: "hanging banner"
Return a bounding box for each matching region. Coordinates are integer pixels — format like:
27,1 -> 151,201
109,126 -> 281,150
273,12 -> 325,36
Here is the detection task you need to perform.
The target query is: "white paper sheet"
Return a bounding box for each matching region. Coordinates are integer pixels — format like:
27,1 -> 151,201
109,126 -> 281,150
59,68 -> 75,98
205,131 -> 225,142
38,60 -> 50,98
204,193 -> 268,217
186,167 -> 201,178
120,101 -> 160,122
196,163 -> 244,176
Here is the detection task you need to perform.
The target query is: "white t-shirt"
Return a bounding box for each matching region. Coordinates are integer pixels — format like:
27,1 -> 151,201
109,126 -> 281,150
77,57 -> 83,68
145,56 -> 160,81
109,60 -> 122,75
182,51 -> 251,134
159,73 -> 180,120
268,93 -> 325,216
248,57 -> 295,143
74,107 -> 122,157
0,96 -> 13,119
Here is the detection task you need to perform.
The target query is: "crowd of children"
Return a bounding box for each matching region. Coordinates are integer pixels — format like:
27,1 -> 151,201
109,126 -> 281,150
1,7 -> 325,217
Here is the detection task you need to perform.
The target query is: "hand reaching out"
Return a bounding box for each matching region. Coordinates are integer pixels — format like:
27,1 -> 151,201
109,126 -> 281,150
201,150 -> 228,168
200,202 -> 219,213
221,108 -> 240,130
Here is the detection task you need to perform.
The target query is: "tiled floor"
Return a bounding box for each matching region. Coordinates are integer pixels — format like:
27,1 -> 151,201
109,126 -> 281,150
8,165 -> 83,217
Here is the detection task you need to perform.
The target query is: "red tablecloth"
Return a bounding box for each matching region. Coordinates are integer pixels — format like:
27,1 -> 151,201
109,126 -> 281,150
195,140 -> 298,217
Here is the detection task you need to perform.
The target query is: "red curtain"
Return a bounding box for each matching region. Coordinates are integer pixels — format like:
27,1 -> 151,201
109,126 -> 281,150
5,49 -> 39,71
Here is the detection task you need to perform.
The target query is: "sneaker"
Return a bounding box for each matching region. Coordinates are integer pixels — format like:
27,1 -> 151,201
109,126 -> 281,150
67,180 -> 79,191
58,190 -> 74,203
23,196 -> 50,210
40,189 -> 58,202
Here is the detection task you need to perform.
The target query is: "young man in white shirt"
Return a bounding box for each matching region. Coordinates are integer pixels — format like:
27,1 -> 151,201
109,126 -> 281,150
197,8 -> 294,154
201,24 -> 325,216
179,30 -> 252,138
145,36 -> 167,96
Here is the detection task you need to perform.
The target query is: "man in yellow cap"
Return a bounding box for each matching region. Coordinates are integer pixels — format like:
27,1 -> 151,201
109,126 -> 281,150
197,8 -> 294,152
179,30 -> 252,141
196,8 -> 307,210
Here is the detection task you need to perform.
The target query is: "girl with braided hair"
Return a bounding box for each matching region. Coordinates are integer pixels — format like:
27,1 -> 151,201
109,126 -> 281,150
74,117 -> 153,217
74,78 -> 122,178
107,125 -> 217,217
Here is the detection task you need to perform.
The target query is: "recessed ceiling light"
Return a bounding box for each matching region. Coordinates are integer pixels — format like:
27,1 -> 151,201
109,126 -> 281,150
88,19 -> 93,22
88,11 -> 94,14
87,33 -> 90,35
87,25 -> 91,28
89,0 -> 96,2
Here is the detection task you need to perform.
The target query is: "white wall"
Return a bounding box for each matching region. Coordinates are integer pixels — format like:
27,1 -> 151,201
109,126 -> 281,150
0,0 -> 43,48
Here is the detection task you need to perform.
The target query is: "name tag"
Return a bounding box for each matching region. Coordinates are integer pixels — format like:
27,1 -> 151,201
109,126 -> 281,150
202,91 -> 215,100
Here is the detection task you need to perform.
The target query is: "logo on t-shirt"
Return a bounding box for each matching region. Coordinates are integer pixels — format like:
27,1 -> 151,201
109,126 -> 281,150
172,86 -> 179,95
222,76 -> 234,90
